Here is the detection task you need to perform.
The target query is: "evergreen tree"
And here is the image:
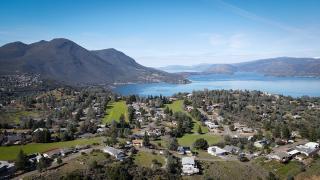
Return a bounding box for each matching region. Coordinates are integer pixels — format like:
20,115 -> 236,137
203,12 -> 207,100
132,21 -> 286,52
143,131 -> 150,146
15,149 -> 27,171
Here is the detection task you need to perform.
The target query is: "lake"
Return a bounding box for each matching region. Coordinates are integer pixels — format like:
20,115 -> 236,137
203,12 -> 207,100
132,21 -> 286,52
114,72 -> 320,97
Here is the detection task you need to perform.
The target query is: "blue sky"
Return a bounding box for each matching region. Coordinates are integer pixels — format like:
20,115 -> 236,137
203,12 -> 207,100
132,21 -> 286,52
1,0 -> 320,67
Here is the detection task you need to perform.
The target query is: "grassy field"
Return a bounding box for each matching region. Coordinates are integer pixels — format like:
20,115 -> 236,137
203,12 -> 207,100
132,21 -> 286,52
134,151 -> 165,168
199,161 -> 267,180
254,158 -> 303,179
102,101 -> 128,124
295,158 -> 320,180
178,133 -> 221,147
0,137 -> 103,161
0,110 -> 40,124
165,100 -> 184,112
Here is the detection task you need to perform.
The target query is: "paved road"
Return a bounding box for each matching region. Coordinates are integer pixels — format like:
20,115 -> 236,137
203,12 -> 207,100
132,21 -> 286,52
13,145 -> 104,180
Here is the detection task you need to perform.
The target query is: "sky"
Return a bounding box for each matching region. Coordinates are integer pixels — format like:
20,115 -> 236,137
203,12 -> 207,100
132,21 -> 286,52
1,0 -> 320,67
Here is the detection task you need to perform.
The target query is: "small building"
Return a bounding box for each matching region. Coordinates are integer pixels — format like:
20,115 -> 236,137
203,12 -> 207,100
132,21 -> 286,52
61,148 -> 74,157
181,157 -> 199,175
204,121 -> 219,129
0,161 -> 15,175
43,149 -> 61,159
132,139 -> 143,147
177,146 -> 185,155
267,152 -> 290,163
103,146 -> 125,161
254,140 -> 268,148
208,146 -> 228,156
223,145 -> 241,154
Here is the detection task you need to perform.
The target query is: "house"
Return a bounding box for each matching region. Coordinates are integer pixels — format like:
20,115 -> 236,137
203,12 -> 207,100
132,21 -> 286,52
5,134 -> 22,145
304,142 -> 319,149
295,142 -> 319,157
287,149 -> 300,157
204,121 -> 219,129
267,152 -> 290,163
208,146 -> 228,156
132,139 -> 143,147
242,127 -> 254,133
181,157 -> 199,175
43,149 -> 61,159
223,145 -> 241,154
61,148 -> 74,157
103,146 -> 125,161
177,146 -> 185,155
0,161 -> 15,175
184,147 -> 192,154
185,106 -> 194,112
254,140 -> 268,148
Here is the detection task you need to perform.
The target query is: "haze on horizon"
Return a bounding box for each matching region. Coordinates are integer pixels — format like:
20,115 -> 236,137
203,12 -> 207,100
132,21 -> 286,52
1,0 -> 320,67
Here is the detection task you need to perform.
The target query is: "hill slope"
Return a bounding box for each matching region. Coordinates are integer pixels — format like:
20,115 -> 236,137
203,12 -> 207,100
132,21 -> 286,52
0,38 -> 187,85
162,57 -> 320,77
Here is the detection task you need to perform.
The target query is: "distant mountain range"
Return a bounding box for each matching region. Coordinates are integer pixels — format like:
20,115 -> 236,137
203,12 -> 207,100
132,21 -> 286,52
160,57 -> 320,77
0,38 -> 188,86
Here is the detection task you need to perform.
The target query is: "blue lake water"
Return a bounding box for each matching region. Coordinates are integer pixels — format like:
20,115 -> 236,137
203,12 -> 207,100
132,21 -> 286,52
114,72 -> 320,97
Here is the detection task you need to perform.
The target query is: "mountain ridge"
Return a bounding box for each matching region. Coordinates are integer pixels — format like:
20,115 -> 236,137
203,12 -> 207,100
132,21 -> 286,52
0,38 -> 188,86
160,57 -> 320,77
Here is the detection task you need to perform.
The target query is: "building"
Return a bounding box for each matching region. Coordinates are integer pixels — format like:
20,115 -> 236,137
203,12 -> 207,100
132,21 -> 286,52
43,149 -> 61,159
0,161 -> 15,175
267,152 -> 290,163
181,157 -> 199,175
204,121 -> 219,129
61,148 -> 74,157
103,146 -> 125,161
223,145 -> 241,154
254,140 -> 268,148
132,139 -> 143,147
295,142 -> 319,157
208,146 -> 228,156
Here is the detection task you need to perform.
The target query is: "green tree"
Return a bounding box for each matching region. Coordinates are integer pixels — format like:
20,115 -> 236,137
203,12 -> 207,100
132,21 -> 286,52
197,126 -> 203,134
168,137 -> 179,151
57,157 -> 63,165
143,131 -> 150,146
193,138 -> 208,150
37,157 -> 49,172
15,149 -> 27,171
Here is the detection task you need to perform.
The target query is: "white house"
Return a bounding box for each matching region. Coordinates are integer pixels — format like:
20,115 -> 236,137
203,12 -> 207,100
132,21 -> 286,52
181,157 -> 199,175
294,142 -> 319,156
207,146 -> 228,156
204,121 -> 219,129
103,146 -> 125,161
304,142 -> 319,149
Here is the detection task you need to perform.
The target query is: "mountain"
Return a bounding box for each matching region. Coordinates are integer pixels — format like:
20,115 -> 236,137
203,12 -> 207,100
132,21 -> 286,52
0,38 -> 188,86
163,57 -> 320,77
234,57 -> 320,77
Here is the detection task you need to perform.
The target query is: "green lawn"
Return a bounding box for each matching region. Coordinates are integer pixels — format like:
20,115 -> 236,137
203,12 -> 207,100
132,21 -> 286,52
134,151 -> 165,168
102,101 -> 128,124
0,137 -> 103,161
178,133 -> 221,147
165,100 -> 184,112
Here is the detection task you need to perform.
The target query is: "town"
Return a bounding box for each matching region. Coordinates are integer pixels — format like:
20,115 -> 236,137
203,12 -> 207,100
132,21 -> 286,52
0,86 -> 320,179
